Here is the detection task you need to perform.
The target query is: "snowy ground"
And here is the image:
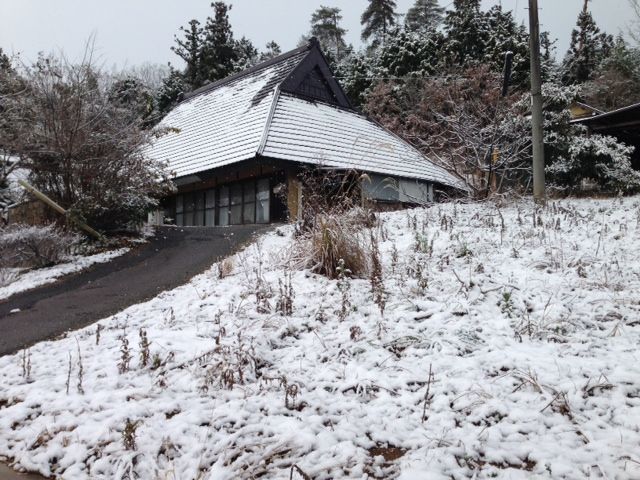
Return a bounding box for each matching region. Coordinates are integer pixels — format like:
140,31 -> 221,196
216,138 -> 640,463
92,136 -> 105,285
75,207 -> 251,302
1,197 -> 639,479
0,249 -> 130,301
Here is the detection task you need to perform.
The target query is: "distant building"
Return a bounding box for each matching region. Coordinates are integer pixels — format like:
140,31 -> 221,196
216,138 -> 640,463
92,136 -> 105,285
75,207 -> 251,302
569,101 -> 604,120
146,39 -> 465,227
572,102 -> 640,170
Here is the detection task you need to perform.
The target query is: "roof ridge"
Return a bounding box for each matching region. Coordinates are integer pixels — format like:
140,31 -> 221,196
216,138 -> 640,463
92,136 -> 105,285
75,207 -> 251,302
183,42 -> 313,102
257,87 -> 281,156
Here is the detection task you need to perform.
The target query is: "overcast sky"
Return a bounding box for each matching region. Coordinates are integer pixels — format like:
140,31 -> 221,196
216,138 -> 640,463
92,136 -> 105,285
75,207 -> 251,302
0,0 -> 635,70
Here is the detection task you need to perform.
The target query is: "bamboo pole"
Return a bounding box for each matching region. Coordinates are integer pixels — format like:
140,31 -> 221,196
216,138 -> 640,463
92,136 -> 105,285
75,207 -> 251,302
18,180 -> 107,242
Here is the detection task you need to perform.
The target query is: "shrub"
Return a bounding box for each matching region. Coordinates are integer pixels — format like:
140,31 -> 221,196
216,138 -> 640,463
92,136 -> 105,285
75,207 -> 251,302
0,224 -> 79,268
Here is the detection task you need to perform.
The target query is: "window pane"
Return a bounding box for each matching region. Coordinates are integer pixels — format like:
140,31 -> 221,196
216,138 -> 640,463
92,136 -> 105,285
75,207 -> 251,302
230,204 -> 242,224
195,192 -> 205,211
184,210 -> 194,226
206,189 -> 216,209
230,184 -> 242,206
176,213 -> 184,227
219,186 -> 229,206
243,202 -> 255,223
218,206 -> 229,226
256,179 -> 270,224
243,181 -> 255,203
176,195 -> 184,213
194,210 -> 204,226
256,179 -> 269,201
205,209 -> 215,226
184,193 -> 194,212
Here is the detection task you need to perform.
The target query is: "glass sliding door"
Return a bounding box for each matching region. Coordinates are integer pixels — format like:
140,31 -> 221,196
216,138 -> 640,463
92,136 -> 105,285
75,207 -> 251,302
230,184 -> 243,225
256,178 -> 270,223
183,193 -> 195,226
194,191 -> 205,226
174,177 -> 272,227
175,195 -> 184,226
205,189 -> 216,226
218,186 -> 229,226
243,181 -> 256,224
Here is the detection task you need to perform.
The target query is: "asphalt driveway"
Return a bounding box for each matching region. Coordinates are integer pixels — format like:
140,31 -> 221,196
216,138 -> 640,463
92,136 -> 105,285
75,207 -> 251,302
0,225 -> 268,356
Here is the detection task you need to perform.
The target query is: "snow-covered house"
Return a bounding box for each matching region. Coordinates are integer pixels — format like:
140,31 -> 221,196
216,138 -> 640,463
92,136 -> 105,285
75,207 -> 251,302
147,38 -> 465,227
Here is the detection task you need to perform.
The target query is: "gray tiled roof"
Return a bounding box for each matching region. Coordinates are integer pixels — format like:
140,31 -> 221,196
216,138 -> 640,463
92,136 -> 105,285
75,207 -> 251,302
147,43 -> 465,190
262,93 -> 466,189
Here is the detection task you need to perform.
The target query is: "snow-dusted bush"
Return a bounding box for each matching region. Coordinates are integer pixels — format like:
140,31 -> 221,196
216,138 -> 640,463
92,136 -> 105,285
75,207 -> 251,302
0,224 -> 79,268
1,48 -> 174,234
512,83 -> 640,193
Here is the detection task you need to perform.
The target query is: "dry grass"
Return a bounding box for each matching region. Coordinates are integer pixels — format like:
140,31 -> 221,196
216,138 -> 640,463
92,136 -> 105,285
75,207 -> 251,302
293,214 -> 368,279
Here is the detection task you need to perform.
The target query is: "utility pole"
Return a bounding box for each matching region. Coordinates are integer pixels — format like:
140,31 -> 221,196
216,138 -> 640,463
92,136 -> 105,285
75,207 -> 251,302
529,0 -> 545,203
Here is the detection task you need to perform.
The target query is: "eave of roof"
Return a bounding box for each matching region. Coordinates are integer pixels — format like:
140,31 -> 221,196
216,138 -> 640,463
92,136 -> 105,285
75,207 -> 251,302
571,102 -> 640,126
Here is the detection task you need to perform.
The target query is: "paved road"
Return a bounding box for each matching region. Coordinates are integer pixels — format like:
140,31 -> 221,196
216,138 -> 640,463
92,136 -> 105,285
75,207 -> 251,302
0,464 -> 45,480
0,225 -> 267,357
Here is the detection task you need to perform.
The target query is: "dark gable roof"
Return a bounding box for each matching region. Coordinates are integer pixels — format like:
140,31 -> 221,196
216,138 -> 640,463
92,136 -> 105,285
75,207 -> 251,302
147,39 -> 465,190
183,42 -> 312,101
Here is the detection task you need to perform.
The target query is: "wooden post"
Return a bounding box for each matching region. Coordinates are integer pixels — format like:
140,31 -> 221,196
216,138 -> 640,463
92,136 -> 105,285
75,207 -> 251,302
18,180 -> 107,242
529,0 -> 546,203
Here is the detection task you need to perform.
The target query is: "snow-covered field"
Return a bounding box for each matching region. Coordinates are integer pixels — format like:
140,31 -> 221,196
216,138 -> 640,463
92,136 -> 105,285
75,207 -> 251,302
0,249 -> 129,301
1,197 -> 639,479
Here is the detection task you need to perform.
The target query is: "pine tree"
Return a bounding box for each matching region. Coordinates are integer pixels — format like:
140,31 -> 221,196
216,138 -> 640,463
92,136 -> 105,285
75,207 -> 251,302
405,0 -> 444,33
233,37 -> 258,72
311,6 -> 348,60
584,36 -> 640,110
484,5 -> 530,88
562,0 -> 614,85
259,41 -> 282,62
0,48 -> 10,73
376,28 -> 444,78
335,52 -> 373,107
540,31 -> 559,82
442,0 -> 488,68
200,2 -> 238,84
171,19 -> 203,89
155,67 -> 185,120
361,0 -> 398,47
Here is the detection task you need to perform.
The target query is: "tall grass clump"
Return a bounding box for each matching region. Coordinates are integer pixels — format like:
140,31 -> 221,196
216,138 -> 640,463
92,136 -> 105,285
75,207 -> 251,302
295,214 -> 367,279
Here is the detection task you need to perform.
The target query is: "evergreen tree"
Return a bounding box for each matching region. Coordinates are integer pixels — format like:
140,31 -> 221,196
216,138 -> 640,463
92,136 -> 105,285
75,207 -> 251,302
200,2 -> 238,83
155,66 -> 185,121
442,0 -> 488,68
171,19 -> 203,89
361,0 -> 398,47
484,6 -> 530,88
562,0 -> 614,85
0,48 -> 10,73
584,36 -> 640,110
233,37 -> 258,71
335,51 -> 373,107
376,28 -> 444,78
259,41 -> 282,62
310,6 -> 348,60
540,31 -> 559,82
405,0 -> 444,33
109,77 -> 154,125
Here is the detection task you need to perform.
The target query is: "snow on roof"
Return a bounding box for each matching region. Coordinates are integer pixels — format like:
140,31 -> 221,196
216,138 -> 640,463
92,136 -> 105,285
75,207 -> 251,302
147,42 -> 465,190
148,49 -> 310,178
262,94 -> 466,189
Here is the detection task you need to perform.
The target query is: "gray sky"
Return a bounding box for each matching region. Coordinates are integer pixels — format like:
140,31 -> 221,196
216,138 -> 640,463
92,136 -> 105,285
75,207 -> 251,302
0,1 -> 635,70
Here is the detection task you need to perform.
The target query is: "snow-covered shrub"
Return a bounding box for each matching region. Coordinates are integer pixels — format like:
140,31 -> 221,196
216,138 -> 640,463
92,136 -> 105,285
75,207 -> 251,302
1,49 -> 174,234
509,83 -> 640,193
0,224 -> 79,268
